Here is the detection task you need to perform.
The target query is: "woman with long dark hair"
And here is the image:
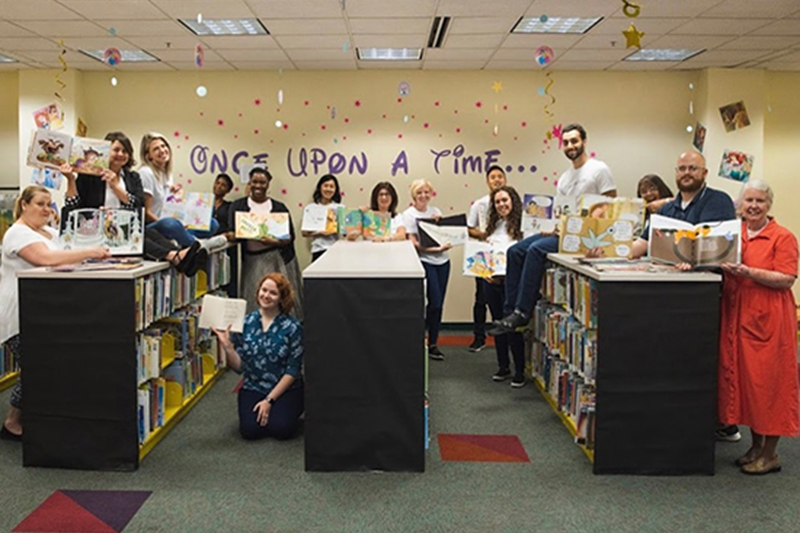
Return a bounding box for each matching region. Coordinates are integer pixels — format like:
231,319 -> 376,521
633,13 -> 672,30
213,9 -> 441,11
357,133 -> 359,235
301,174 -> 342,261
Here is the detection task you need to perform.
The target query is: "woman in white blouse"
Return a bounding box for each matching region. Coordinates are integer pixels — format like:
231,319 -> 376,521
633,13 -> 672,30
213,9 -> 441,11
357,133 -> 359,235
1,186 -> 108,440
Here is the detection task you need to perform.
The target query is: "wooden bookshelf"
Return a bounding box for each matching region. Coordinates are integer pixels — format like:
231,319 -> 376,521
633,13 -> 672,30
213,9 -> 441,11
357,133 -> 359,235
0,371 -> 18,393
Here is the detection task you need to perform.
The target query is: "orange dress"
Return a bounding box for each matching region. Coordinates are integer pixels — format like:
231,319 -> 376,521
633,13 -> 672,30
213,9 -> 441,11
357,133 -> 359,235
719,219 -> 799,436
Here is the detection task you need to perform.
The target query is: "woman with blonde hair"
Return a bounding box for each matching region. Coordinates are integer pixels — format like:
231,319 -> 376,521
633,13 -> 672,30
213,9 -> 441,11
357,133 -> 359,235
1,186 -> 109,440
139,132 -> 226,250
402,179 -> 451,360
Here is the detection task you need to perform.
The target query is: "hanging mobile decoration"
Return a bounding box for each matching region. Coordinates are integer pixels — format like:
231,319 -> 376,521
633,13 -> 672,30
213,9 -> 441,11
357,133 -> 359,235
278,89 -> 284,105
534,45 -> 555,67
621,0 -> 641,18
104,47 -> 121,66
194,43 -> 204,68
543,71 -> 556,122
622,23 -> 644,49
331,106 -> 337,119
54,40 -> 68,101
398,81 -> 410,96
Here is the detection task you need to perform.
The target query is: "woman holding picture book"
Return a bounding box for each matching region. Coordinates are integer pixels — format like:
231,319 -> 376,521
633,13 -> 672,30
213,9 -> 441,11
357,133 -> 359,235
365,181 -> 406,242
1,186 -> 109,441
301,174 -> 342,262
213,273 -> 304,441
228,167 -> 303,317
60,131 -> 208,275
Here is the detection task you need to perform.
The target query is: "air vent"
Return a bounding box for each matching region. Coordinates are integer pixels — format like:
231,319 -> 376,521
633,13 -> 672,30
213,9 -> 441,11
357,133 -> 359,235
427,16 -> 451,48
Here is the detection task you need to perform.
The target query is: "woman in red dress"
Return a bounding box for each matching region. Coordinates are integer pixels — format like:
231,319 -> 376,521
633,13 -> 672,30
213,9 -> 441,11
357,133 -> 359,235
719,179 -> 799,475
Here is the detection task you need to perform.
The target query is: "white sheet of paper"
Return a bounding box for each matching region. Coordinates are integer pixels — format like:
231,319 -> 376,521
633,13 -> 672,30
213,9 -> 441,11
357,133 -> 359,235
199,295 -> 248,333
418,221 -> 468,247
301,203 -> 329,232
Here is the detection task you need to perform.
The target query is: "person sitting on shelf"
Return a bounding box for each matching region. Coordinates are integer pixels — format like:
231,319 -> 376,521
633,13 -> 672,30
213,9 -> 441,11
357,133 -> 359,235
488,123 -> 617,336
212,173 -> 234,235
0,186 -> 110,441
213,273 -> 304,441
716,179 -> 798,475
637,174 -> 674,221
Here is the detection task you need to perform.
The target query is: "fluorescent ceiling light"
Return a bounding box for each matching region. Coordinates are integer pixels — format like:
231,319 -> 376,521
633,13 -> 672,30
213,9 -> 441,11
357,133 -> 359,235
180,18 -> 268,36
357,48 -> 422,61
80,49 -> 160,63
512,17 -> 603,34
0,53 -> 17,63
625,49 -> 705,61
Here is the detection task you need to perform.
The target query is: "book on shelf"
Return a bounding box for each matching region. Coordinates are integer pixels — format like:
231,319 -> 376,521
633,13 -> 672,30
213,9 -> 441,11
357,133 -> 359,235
51,257 -> 143,272
198,294 -> 247,333
61,207 -> 144,256
161,192 -> 214,231
235,211 -> 290,240
27,129 -> 111,175
648,215 -> 741,268
418,214 -> 468,248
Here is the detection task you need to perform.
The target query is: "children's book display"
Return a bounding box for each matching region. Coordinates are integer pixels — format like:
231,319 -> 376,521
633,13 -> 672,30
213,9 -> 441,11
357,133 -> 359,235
558,216 -> 634,258
61,207 -> 144,255
235,211 -> 290,240
462,239 -> 514,277
161,192 -> 214,231
27,129 -> 111,176
303,205 -> 392,239
51,257 -> 143,272
578,195 -> 646,237
648,215 -> 741,267
418,214 -> 468,248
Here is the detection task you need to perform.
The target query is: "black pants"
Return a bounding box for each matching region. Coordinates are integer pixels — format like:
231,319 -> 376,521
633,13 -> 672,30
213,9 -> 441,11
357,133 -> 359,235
482,279 -> 524,377
143,228 -> 181,261
237,385 -> 304,440
472,277 -> 487,340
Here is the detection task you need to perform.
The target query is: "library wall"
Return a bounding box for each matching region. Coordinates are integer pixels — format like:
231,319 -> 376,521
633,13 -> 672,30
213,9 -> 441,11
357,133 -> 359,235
0,71 -> 18,188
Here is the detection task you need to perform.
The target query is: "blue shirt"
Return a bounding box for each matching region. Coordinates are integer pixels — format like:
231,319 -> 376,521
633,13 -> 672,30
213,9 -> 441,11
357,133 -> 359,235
233,312 -> 303,395
642,185 -> 736,240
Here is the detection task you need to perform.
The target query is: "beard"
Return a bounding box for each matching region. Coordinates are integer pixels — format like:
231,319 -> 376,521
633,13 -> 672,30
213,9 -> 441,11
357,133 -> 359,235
564,144 -> 584,161
677,175 -> 703,193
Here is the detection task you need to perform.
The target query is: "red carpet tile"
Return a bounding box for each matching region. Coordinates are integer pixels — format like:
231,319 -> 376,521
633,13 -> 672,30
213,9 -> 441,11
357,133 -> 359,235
14,490 -> 151,533
438,434 -> 530,463
437,334 -> 495,348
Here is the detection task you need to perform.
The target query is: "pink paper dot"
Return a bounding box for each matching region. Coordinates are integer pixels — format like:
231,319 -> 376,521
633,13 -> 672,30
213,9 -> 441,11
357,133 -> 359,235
382,114 -> 387,119
398,134 -> 403,139
591,151 -> 597,158
298,202 -> 304,207
344,118 -> 350,123
281,189 -> 287,195
184,135 -> 189,141
423,123 -> 429,129
543,177 -> 548,181
434,101 -> 440,107
359,187 -> 364,192
234,135 -> 238,139
485,119 -> 489,124
454,110 -> 459,114
238,113 -> 242,117
218,119 -> 224,126
341,191 -> 346,197
173,131 -> 180,137
367,129 -> 373,134
235,187 -> 240,192
514,137 -> 518,141
542,150 -> 546,154
321,125 -> 327,130
455,128 -> 461,133
199,112 -> 204,117
302,133 -> 306,136
254,99 -> 261,106
521,121 -> 527,128
464,183 -> 469,187
327,105 -> 331,109
411,115 -> 415,119
354,100 -> 361,107
187,179 -> 192,184
475,101 -> 482,108
276,108 -> 281,113
178,173 -> 183,178
449,206 -> 454,211
282,123 -> 289,130
432,191 -> 437,197
397,97 -> 403,103
439,134 -> 443,137
343,136 -> 347,140
503,105 -> 508,111
254,129 -> 260,135
304,100 -> 310,106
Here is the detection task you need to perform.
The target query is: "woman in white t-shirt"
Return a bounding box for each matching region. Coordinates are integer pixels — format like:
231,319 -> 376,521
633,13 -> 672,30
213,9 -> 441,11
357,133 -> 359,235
367,181 -> 406,242
0,186 -> 109,441
481,186 -> 526,387
139,133 -> 226,250
301,174 -> 342,262
402,179 -> 451,361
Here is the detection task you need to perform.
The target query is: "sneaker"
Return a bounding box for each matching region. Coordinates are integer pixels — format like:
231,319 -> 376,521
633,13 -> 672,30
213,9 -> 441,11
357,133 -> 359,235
511,375 -> 526,388
468,338 -> 486,352
428,345 -> 445,361
487,310 -> 530,336
200,234 -> 229,251
716,425 -> 742,442
492,369 -> 511,382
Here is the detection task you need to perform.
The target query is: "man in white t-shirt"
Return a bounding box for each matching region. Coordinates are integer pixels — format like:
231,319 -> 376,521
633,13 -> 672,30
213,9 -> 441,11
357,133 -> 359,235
489,124 -> 616,334
466,165 -> 507,351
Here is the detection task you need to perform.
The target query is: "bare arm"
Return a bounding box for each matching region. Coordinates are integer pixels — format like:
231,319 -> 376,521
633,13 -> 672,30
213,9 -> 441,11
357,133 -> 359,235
721,263 -> 796,290
468,227 -> 487,240
18,242 -> 109,267
630,238 -> 648,259
213,327 -> 243,371
143,194 -> 158,222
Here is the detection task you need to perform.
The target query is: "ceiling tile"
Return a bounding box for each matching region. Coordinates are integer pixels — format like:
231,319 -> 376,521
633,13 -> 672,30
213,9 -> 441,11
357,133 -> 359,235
357,60 -> 422,69
215,48 -> 288,61
200,36 -> 279,49
685,49 -> 772,63
670,18 -> 772,35
165,61 -> 234,70
148,0 -> 255,19
557,48 -> 633,61
58,0 -> 167,20
53,37 -> 134,50
345,0 -> 437,18
501,34 -> 583,49
292,60 -> 356,70
424,48 -> 494,61
14,49 -> 95,62
610,61 -> 681,70
447,17 -> 517,35
549,60 -> 616,70
701,0 -> 800,18
124,36 -> 201,50
482,59 -> 539,70
153,48 -> 224,61
228,60 -> 295,70
524,0 -> 619,18
0,21 -> 37,38
263,18 -> 347,35
14,21 -> 108,38
492,48 -> 562,60
247,0 -> 343,19
285,49 -> 353,61
648,35 -> 737,50
443,34 -> 505,49
718,35 -> 800,50
0,37 -> 58,51
617,0 -> 720,18
94,20 -> 192,37
590,17 -> 689,36
349,18 -> 431,35
352,34 -> 427,48
435,0 -> 532,17
765,63 -> 800,71
114,61 -> 175,70
0,0 -> 84,20
276,35 -> 351,49
573,33 -> 654,49
423,60 -> 487,69
751,21 -> 800,36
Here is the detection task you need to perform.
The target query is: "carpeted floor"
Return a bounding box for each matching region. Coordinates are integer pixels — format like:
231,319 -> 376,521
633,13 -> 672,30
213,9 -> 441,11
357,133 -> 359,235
1,342 -> 799,532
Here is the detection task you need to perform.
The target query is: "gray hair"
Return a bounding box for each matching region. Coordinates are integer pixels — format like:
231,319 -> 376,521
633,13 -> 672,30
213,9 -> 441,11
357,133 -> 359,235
739,179 -> 773,207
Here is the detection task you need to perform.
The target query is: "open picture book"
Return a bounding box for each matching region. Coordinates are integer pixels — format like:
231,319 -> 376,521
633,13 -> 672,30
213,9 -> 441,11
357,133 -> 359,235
235,211 -> 291,240
648,215 -> 741,268
60,207 -> 144,256
27,129 -> 111,176
463,240 -> 514,277
418,214 -> 468,248
162,192 -> 214,231
558,216 -> 635,258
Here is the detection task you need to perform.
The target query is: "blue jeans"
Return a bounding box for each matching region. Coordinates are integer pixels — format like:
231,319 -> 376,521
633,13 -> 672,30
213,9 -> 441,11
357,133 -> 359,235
238,384 -> 304,440
503,234 -> 559,317
422,261 -> 450,347
147,217 -> 220,248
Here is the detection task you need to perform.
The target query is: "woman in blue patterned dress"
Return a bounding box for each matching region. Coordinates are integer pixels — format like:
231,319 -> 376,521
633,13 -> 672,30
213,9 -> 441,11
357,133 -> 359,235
213,272 -> 304,440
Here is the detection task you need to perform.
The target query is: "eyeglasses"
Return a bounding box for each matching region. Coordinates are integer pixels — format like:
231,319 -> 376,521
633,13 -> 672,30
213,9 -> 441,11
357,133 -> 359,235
675,165 -> 703,173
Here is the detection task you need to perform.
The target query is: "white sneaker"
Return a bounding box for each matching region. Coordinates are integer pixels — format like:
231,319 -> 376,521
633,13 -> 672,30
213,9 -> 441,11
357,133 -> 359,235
200,235 -> 228,250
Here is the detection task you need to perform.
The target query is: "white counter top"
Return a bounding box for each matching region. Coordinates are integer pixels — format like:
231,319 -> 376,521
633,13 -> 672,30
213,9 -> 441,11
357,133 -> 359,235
547,253 -> 722,283
303,240 -> 425,279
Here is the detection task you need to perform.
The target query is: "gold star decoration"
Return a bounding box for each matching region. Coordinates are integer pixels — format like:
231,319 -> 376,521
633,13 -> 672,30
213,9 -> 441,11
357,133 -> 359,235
491,81 -> 503,94
623,23 -> 644,49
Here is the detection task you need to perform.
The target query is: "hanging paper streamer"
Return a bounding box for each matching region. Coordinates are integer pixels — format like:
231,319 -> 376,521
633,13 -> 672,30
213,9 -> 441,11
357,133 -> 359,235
104,47 -> 121,66
621,0 -> 641,18
195,43 -> 204,68
331,106 -> 337,120
534,45 -> 555,67
542,70 -> 556,122
398,81 -> 410,96
278,89 -> 284,105
54,40 -> 68,101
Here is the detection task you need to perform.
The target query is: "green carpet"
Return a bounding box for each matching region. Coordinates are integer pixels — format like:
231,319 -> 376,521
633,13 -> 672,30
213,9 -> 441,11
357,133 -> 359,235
1,345 -> 798,532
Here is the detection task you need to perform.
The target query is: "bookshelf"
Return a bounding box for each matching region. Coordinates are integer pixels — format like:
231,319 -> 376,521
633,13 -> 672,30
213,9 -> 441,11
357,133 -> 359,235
18,246 -> 232,471
529,253 -> 722,475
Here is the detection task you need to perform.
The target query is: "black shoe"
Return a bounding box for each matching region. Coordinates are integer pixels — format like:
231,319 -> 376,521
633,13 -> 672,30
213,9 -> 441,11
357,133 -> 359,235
468,338 -> 486,352
492,369 -> 511,382
428,345 -> 445,361
0,425 -> 21,442
487,310 -> 529,336
175,241 -> 202,273
184,246 -> 209,277
511,374 -> 526,388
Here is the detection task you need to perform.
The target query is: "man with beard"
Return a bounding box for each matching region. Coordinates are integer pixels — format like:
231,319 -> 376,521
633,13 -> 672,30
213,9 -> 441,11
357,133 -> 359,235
488,123 -> 616,335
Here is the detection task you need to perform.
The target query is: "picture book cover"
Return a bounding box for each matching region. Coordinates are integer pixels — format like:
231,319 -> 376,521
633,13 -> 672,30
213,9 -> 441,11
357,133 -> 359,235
606,198 -> 646,238
718,150 -> 754,183
418,214 -> 468,248
463,240 -> 512,277
27,129 -> 72,170
61,207 -> 144,256
198,294 -> 247,333
558,216 -> 634,258
648,215 -> 741,267
522,194 -> 557,237
30,167 -> 64,190
68,136 -> 111,176
337,206 -> 363,236
235,211 -> 290,240
361,210 -> 391,239
301,203 -> 338,233
162,192 -> 214,231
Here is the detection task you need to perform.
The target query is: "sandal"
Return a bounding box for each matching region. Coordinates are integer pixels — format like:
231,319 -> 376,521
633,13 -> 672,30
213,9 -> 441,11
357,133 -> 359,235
0,424 -> 22,442
184,246 -> 208,277
175,241 -> 202,273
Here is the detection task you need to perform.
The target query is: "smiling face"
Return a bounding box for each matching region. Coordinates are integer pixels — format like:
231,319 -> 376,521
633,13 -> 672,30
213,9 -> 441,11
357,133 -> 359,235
486,169 -> 507,192
562,130 -> 585,161
257,278 -> 281,312
675,152 -> 707,194
249,171 -> 270,202
21,191 -> 53,229
638,182 -> 660,204
147,138 -> 170,169
376,187 -> 393,211
494,190 -> 513,219
108,141 -> 129,172
740,188 -> 770,228
320,179 -> 337,202
413,185 -> 432,210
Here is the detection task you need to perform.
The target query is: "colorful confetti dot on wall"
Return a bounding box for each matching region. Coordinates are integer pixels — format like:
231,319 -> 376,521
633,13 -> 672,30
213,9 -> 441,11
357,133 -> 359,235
281,189 -> 287,195
530,165 -> 537,173
397,98 -> 403,103
591,152 -> 597,158
282,123 -> 289,129
173,131 -> 180,137
254,99 -> 261,106
455,128 -> 461,133
475,101 -> 482,108
321,125 -> 327,130
254,129 -> 260,134
184,135 -> 189,140
434,101 -> 440,107
217,119 -> 224,126
304,100 -> 310,106
367,129 -> 373,134
354,100 -> 361,107
344,118 -> 350,123
423,123 -> 429,129
238,113 -> 242,117
397,134 -> 403,139
521,121 -> 527,127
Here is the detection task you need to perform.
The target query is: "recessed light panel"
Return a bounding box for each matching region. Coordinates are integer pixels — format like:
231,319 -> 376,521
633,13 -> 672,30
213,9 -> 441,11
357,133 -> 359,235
625,49 -> 705,61
357,48 -> 422,61
0,53 -> 17,63
512,17 -> 603,34
180,18 -> 268,36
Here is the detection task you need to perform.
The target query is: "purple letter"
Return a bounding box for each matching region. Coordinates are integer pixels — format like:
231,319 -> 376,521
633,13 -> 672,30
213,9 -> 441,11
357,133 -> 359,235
286,148 -> 307,177
190,145 -> 209,174
348,153 -> 368,175
391,151 -> 409,176
430,148 -> 451,174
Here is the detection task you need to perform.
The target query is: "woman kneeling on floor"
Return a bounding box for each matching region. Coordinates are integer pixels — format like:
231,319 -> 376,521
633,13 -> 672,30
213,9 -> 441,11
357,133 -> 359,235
213,273 -> 304,440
